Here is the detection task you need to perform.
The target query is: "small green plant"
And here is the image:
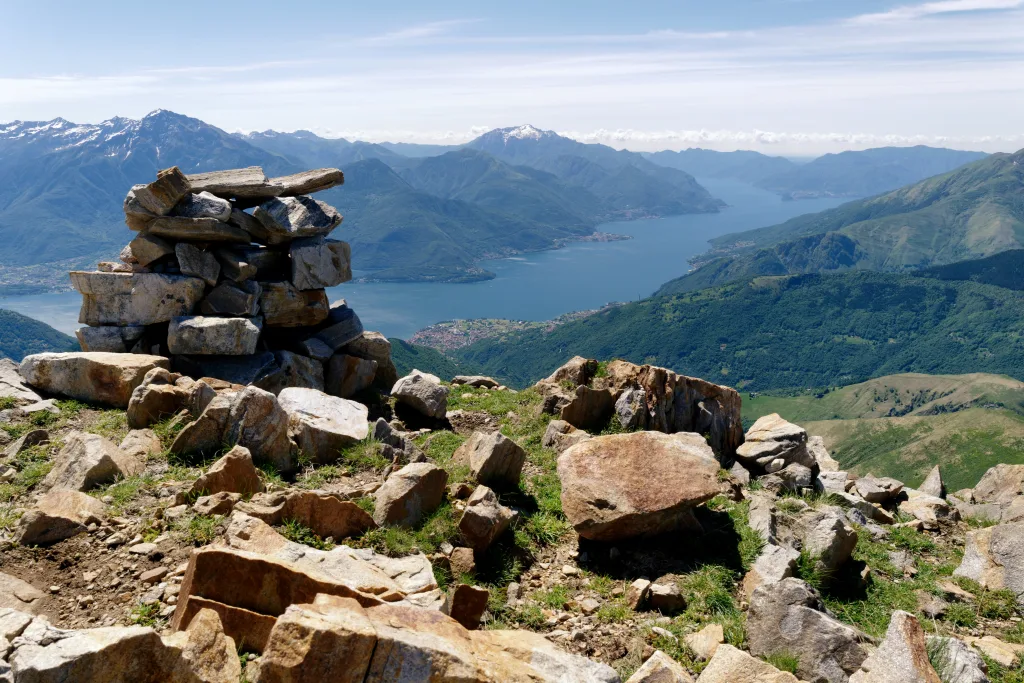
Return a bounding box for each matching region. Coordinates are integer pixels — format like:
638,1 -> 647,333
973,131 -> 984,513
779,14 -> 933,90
943,602 -> 978,628
763,652 -> 800,674
28,410 -> 58,427
0,397 -> 17,410
533,584 -> 570,610
681,565 -> 738,618
130,602 -> 165,628
56,399 -> 87,418
174,514 -> 222,546
354,496 -> 375,515
595,600 -> 629,623
87,410 -> 128,442
890,525 -> 937,554
280,519 -> 335,550
794,551 -> 831,592
337,438 -> 389,471
0,505 -> 22,531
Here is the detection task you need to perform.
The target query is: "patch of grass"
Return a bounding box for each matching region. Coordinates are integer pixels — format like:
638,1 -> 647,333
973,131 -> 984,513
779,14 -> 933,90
173,514 -> 222,546
595,600 -> 630,623
86,410 -> 128,442
56,399 -> 87,418
0,443 -> 54,502
533,584 -> 570,610
890,525 -> 937,554
130,602 -> 165,628
28,410 -> 57,427
716,498 -> 765,571
0,505 -> 21,531
794,551 -> 832,592
354,496 -> 375,515
943,602 -> 978,628
680,565 -> 738,619
763,652 -> 800,674
337,438 -> 389,472
97,475 -> 154,513
356,504 -> 460,557
982,656 -> 1024,683
280,519 -> 335,550
503,602 -> 545,629
152,413 -> 188,451
0,397 -> 17,410
257,463 -> 286,488
295,464 -> 346,490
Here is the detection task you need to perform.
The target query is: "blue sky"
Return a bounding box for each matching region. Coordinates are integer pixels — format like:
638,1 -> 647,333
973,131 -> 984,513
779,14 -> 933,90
1,0 -> 1022,153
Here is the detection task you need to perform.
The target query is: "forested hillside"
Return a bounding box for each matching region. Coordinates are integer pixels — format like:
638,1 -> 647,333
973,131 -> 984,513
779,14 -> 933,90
0,309 -> 77,361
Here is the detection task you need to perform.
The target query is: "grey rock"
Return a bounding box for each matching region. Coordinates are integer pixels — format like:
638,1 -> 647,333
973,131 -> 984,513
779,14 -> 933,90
251,196 -> 342,245
2,429 -> 48,459
290,237 -> 352,290
325,354 -> 377,398
853,475 -> 904,504
173,352 -> 282,389
458,485 -> 514,552
75,326 -> 145,353
799,507 -> 858,576
955,521 -> 1024,607
0,359 -> 41,405
41,431 -> 141,492
186,166 -> 274,198
226,386 -> 293,473
560,385 -> 615,432
648,582 -> 686,614
742,543 -> 800,598
926,636 -> 989,683
71,272 -> 205,326
920,466 -> 946,499
454,431 -> 527,490
748,493 -> 778,545
451,376 -> 500,389
817,470 -> 851,493
849,611 -> 940,682
167,316 -> 262,356
170,391 -> 237,458
270,168 -> 345,196
199,280 -> 262,317
273,351 -> 325,392
541,419 -> 591,454
130,166 -> 190,216
123,183 -> 158,230
294,337 -> 334,363
314,301 -> 364,350
278,387 -> 369,465
748,577 -> 869,683
13,490 -> 108,546
736,413 -> 816,471
174,243 -> 221,287
373,462 -> 448,528
973,464 -> 1024,504
340,331 -> 396,389
614,387 -> 646,431
259,282 -> 329,327
145,216 -> 250,242
625,650 -> 691,683
20,352 -> 169,408
172,191 -> 232,221
123,233 -> 174,267
392,370 -> 449,419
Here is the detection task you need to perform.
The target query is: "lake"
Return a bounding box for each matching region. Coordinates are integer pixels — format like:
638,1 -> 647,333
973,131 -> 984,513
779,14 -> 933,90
0,179 -> 847,340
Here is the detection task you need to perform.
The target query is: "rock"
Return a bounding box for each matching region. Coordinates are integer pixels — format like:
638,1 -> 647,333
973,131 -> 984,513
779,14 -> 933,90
614,387 -> 646,431
124,233 -> 175,267
313,302 -> 364,351
748,494 -> 778,544
627,579 -> 652,610
226,386 -> 293,472
127,369 -> 189,428
964,635 -> 1024,668
392,370 -> 449,420
808,436 -> 841,472
557,432 -> 721,541
2,429 -> 49,459
450,547 -> 476,577
447,584 -> 489,630
235,490 -> 376,540
251,196 -> 343,245
373,462 -> 448,528
560,385 -> 615,432
898,489 -> 958,530
774,462 -> 814,493
124,183 -> 158,230
974,464 -> 1024,504
171,392 -> 237,457
451,376 -> 500,389
648,582 -> 686,614
41,431 -> 141,491
735,413 -> 816,471
799,507 -> 858,576
274,351 -> 325,392
271,168 -> 345,196
849,611 -> 940,682
541,419 -> 592,454
920,465 -> 945,499
926,636 -> 989,683
79,325 -> 148,353
290,237 -> 352,290
916,590 -> 948,618
447,410 -> 501,437
0,358 -> 42,404
168,316 -> 263,356
259,282 -> 329,327
534,357 -> 598,413
187,166 -> 274,199
0,573 -> 46,614
684,624 -> 723,662
853,475 -> 904,504
174,353 -> 282,390
131,166 -> 191,215
697,644 -> 799,683
193,491 -> 241,515
742,543 -> 800,598
20,351 -> 169,408
182,445 -> 265,501
458,486 -> 514,552
71,271 -> 206,326
454,431 -> 527,489
478,628 -> 620,682
817,470 -> 851,493
117,429 -> 161,465
173,191 -> 232,221
278,387 -> 369,464
294,337 -> 334,363
174,243 -> 221,286
145,216 -> 250,243
748,578 -> 868,683
340,331 -> 397,389
626,649 -> 693,682
212,242 -> 258,282
324,354 -> 376,398
199,280 -> 262,317
13,490 -> 108,545
955,521 -> 1024,606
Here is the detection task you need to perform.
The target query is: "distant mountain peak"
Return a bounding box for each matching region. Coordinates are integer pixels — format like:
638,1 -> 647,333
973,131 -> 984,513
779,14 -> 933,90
482,124 -> 557,145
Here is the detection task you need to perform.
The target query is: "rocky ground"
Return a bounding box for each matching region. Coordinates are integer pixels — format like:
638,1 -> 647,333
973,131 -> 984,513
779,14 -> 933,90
2,354 -> 1024,681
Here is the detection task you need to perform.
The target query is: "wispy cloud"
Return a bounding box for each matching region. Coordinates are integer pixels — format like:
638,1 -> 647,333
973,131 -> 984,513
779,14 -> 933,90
851,0 -> 1024,23
355,19 -> 479,46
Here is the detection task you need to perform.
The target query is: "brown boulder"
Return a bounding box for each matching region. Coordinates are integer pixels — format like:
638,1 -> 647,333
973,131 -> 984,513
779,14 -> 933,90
458,486 -> 514,552
373,462 -> 448,528
974,464 -> 1024,504
0,571 -> 47,614
19,352 -> 170,408
14,489 -> 109,545
41,431 -> 142,492
447,584 -> 490,630
454,431 -> 527,489
180,444 -> 265,502
235,490 -> 376,540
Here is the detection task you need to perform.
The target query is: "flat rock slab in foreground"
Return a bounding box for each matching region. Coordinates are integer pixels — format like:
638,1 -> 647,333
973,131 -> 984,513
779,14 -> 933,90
557,431 -> 722,541
19,352 -> 169,408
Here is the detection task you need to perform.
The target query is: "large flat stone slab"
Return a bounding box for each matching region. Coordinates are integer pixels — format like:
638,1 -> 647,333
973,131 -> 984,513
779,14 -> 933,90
168,316 -> 262,356
145,217 -> 250,243
186,166 -> 277,199
20,352 -> 169,408
259,282 -> 329,327
71,271 -> 205,326
277,387 -> 368,463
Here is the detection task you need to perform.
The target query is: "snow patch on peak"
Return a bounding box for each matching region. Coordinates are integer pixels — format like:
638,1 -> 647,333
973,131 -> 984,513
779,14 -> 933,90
502,124 -> 547,143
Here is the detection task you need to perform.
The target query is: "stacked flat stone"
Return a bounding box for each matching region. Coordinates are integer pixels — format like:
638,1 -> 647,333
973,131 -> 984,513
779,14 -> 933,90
71,165 -> 393,396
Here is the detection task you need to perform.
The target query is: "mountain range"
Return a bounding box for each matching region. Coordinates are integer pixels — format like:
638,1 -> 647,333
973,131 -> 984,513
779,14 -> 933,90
658,149 -> 1024,296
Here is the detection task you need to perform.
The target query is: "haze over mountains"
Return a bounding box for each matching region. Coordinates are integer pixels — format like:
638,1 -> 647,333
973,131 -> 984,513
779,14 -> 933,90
0,110 -> 995,291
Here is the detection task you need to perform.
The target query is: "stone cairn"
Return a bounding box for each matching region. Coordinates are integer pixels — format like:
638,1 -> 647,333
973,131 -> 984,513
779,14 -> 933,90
70,165 -> 396,395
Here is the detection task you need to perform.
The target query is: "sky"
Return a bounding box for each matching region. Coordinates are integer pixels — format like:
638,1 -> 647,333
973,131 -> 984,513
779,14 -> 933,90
0,0 -> 1021,154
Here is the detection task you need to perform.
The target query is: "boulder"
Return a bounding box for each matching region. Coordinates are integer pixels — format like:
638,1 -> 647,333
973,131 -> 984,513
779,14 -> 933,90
898,489 -> 958,530
290,237 -> 352,290
182,445 -> 264,501
235,490 -> 376,540
974,464 -> 1024,504
541,419 -> 591,454
448,410 -> 501,437
172,191 -> 232,221
391,370 -> 448,420
454,431 -> 527,490
315,302 -> 365,351
560,385 -> 616,431
458,486 -> 514,552
199,280 -> 262,317
817,470 -> 851,493
748,493 -> 778,544
127,369 -> 190,428
251,196 -> 343,245
70,271 -> 206,326
808,436 -> 841,472
797,507 -> 858,576
274,350 -> 325,392
13,489 -> 108,545
920,465 -> 945,499
373,462 -> 448,528
145,216 -> 250,243
742,543 -> 800,598
683,624 -> 724,662
124,183 -> 158,230
697,644 -> 799,683
193,491 -> 241,516
226,386 -> 294,472
627,579 -> 652,610
534,357 -> 598,415
187,166 -> 274,198
123,233 -> 174,267
171,391 -> 237,457
451,376 -> 500,389
849,611 -> 940,682
294,337 -> 334,363
447,584 -> 490,630
0,358 -> 42,404
212,242 -> 258,281
450,547 -> 476,577
259,282 -> 330,327
2,429 -> 49,459
41,431 -> 142,491
557,431 -> 721,541
748,578 -> 869,683
324,354 -> 376,398
278,387 -> 369,464
963,635 -> 1024,668
20,352 -> 169,408
853,475 -> 904,504
735,413 -> 816,471
75,325 -> 146,353
614,387 -> 646,431
926,636 -> 989,683
0,573 -> 46,614
130,166 -> 191,215
626,650 -> 693,683
339,331 -> 396,389
648,582 -> 686,614
955,521 -> 1024,606
168,316 -> 262,356
119,428 -> 162,461
174,353 -> 282,390
271,168 -> 346,196
174,243 -> 221,286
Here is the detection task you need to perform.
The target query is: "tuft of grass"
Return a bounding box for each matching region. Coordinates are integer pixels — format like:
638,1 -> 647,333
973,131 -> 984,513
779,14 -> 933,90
56,399 -> 87,418
130,602 -> 165,628
890,525 -> 937,554
763,653 -> 800,674
152,413 -> 188,451
280,519 -> 335,550
354,496 -> 375,515
0,397 -> 17,410
172,514 -> 222,546
97,475 -> 154,513
337,438 -> 389,472
86,410 -> 128,442
681,565 -> 738,619
0,505 -> 22,531
794,551 -> 832,592
595,600 -> 630,623
943,602 -> 978,628
356,505 -> 460,557
533,584 -> 570,610
296,463 -> 346,490
28,410 -> 58,427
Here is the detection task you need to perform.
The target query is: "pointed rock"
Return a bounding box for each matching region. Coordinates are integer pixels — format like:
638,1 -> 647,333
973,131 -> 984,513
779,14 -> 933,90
849,611 -> 940,682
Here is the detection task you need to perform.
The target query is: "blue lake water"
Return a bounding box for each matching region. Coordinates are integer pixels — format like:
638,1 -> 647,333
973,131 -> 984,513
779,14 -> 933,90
0,179 -> 847,340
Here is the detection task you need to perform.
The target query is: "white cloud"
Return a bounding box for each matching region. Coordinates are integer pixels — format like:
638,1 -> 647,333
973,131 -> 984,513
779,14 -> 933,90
851,0 -> 1024,23
354,19 -> 479,46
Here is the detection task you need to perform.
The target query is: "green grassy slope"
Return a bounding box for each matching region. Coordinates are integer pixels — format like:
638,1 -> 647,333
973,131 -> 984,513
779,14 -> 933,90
0,309 -> 77,361
389,339 -> 482,382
